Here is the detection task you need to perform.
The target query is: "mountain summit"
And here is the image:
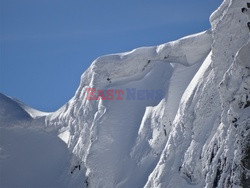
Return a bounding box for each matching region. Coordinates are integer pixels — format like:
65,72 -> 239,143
1,0 -> 250,187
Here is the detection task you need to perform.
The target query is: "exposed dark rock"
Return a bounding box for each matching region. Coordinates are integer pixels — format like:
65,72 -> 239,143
213,159 -> 222,188
232,118 -> 238,123
247,22 -> 250,31
241,146 -> 250,187
242,7 -> 247,13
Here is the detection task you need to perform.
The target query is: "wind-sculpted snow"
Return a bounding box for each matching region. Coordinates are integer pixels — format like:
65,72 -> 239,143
146,0 -> 250,187
1,0 -> 250,187
45,29 -> 212,187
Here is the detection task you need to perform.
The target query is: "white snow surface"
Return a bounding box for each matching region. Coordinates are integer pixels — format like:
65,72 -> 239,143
1,0 -> 250,187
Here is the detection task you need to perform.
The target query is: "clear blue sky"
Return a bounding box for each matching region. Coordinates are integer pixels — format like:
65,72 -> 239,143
0,0 -> 223,112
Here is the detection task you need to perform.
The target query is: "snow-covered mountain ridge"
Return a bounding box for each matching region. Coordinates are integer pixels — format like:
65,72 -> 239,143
0,0 -> 250,187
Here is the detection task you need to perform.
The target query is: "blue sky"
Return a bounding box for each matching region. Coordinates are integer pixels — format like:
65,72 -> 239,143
0,0 -> 223,112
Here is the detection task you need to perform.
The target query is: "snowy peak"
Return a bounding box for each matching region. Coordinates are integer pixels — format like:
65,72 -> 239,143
0,93 -> 32,126
0,93 -> 50,127
46,27 -> 213,188
47,30 -> 212,126
81,30 -> 211,88
45,0 -> 249,187
0,93 -> 72,188
1,0 -> 250,188
145,0 -> 250,187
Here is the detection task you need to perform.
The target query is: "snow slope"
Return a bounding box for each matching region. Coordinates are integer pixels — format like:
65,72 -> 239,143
0,94 -> 73,188
1,0 -> 250,187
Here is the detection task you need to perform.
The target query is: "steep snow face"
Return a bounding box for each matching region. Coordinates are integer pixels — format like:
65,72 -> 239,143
46,29 -> 212,187
145,0 -> 250,187
1,0 -> 249,187
45,1 -> 250,187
